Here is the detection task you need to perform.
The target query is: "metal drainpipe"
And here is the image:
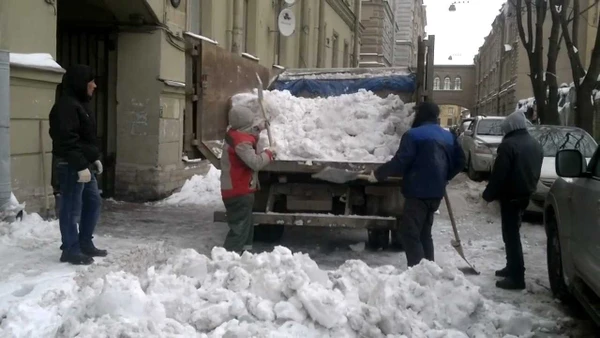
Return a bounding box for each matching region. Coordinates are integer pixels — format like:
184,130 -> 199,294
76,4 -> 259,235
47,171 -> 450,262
232,0 -> 244,54
0,50 -> 11,214
353,0 -> 361,67
298,0 -> 309,67
316,0 -> 326,68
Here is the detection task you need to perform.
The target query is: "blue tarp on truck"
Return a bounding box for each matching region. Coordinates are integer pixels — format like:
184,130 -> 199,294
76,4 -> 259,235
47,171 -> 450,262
271,73 -> 417,97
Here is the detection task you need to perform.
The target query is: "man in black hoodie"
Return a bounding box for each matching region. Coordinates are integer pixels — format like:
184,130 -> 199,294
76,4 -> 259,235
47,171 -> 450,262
49,65 -> 106,265
482,111 -> 543,290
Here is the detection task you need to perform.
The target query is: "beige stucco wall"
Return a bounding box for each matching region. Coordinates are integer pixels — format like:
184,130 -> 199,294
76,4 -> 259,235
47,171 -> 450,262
9,67 -> 63,212
200,0 -> 357,69
3,0 -> 56,57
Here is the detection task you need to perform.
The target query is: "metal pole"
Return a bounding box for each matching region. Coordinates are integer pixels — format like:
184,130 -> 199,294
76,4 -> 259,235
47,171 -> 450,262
0,50 -> 11,213
231,0 -> 244,54
353,0 -> 361,67
316,0 -> 326,68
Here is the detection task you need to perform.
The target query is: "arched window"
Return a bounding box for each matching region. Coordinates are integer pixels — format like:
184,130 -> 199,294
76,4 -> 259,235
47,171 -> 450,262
454,77 -> 462,90
443,77 -> 451,90
433,77 -> 441,90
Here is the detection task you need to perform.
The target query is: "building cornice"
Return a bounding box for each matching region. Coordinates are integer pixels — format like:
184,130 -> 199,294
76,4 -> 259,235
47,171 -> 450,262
326,0 -> 364,34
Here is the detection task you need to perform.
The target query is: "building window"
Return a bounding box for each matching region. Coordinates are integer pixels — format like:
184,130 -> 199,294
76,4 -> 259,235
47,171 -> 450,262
454,77 -> 462,90
434,77 -> 441,90
444,77 -> 451,90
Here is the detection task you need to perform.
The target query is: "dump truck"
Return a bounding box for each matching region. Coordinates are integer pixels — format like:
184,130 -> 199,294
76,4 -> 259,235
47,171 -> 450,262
184,32 -> 436,250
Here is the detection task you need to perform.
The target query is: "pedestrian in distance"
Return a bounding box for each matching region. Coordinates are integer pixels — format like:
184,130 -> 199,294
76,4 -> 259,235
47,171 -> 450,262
49,64 -> 106,265
482,110 -> 543,290
220,102 -> 276,254
368,101 -> 465,267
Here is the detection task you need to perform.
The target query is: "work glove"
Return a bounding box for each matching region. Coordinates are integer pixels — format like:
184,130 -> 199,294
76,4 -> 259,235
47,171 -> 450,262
77,169 -> 92,183
94,160 -> 103,175
265,144 -> 278,159
367,171 -> 378,183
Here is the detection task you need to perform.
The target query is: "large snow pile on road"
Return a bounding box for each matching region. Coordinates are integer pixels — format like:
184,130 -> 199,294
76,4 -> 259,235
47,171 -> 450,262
0,245 -> 555,337
158,166 -> 223,208
0,213 -> 60,249
232,89 -> 415,162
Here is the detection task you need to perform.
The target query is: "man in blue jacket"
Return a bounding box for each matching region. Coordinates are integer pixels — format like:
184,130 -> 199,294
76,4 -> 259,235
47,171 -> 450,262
369,102 -> 465,267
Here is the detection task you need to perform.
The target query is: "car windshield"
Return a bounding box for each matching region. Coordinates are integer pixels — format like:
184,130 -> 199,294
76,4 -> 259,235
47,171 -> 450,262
476,119 -> 504,136
528,127 -> 597,157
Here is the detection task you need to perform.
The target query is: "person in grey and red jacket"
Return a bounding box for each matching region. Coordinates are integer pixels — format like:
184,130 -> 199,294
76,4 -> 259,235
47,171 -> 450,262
220,103 -> 276,253
482,110 -> 543,290
49,64 -> 106,265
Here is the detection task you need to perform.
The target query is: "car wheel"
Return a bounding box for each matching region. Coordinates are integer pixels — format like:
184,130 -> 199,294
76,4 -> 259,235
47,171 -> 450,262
467,156 -> 481,181
546,213 -> 574,304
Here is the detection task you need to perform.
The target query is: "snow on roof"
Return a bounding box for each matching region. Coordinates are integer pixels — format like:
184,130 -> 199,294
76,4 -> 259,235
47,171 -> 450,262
9,53 -> 64,72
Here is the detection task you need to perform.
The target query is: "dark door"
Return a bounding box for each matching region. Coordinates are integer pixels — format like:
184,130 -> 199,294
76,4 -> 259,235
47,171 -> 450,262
55,25 -> 117,197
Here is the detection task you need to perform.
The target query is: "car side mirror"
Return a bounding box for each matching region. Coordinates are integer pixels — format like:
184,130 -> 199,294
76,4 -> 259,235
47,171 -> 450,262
464,130 -> 473,137
555,149 -> 585,177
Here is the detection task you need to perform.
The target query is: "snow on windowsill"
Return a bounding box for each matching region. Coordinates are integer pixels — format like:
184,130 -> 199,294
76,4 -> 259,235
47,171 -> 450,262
272,64 -> 285,70
182,156 -> 204,163
9,53 -> 64,73
183,32 -> 218,45
241,52 -> 259,61
160,79 -> 185,88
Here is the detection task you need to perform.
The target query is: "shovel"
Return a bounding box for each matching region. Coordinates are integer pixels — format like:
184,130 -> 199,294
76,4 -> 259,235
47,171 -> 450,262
444,191 -> 480,275
255,73 -> 274,147
312,167 -> 402,184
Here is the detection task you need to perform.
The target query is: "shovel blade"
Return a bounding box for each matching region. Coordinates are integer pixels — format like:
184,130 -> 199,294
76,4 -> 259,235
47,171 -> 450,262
312,167 -> 363,184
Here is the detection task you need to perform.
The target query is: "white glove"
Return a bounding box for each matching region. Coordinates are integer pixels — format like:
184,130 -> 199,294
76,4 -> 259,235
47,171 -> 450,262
368,171 -> 378,183
94,160 -> 103,174
77,169 -> 92,183
266,145 -> 278,158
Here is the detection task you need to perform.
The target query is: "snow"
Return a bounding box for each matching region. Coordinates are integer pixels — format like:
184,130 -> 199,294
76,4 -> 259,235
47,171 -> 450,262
241,52 -> 259,61
9,53 -> 63,72
0,235 -> 556,337
158,165 -> 223,208
184,32 -> 219,45
232,90 -> 415,162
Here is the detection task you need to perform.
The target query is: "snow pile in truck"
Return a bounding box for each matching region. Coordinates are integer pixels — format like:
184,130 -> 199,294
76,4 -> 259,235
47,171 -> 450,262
0,245 -> 556,337
232,89 -> 415,162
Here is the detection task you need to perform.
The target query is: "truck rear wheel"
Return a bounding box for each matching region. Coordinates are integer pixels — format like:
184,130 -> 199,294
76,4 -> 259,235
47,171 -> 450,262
367,229 -> 390,250
390,230 -> 404,251
254,224 -> 285,243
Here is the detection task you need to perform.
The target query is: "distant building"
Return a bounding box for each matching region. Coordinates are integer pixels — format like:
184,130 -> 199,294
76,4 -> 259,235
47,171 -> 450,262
473,0 -> 599,116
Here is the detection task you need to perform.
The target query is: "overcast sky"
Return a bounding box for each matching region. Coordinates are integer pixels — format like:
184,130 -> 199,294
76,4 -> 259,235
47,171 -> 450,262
423,0 -> 507,65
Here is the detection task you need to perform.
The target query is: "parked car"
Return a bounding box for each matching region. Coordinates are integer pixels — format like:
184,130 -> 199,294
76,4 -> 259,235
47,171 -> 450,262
458,116 -> 505,180
527,125 -> 597,212
544,145 -> 600,325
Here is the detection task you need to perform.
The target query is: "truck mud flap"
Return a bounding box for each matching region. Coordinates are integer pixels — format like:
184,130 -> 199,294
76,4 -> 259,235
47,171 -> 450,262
214,211 -> 396,229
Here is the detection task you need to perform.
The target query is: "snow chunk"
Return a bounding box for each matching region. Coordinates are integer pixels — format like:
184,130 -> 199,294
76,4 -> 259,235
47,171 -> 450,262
9,53 -> 63,72
232,89 -> 415,162
0,213 -> 60,249
158,165 -> 223,208
0,246 -> 556,337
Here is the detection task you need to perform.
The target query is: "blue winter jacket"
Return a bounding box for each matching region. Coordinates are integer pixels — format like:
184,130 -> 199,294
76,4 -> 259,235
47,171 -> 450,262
374,122 -> 465,199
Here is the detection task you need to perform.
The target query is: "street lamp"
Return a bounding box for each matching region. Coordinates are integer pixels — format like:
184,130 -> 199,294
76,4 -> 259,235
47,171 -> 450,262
449,1 -> 470,11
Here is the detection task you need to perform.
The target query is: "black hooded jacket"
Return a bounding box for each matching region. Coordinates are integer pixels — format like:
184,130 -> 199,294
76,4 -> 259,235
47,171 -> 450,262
49,65 -> 100,171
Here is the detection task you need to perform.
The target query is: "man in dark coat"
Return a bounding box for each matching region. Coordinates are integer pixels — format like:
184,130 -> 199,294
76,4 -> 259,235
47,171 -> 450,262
369,102 -> 465,267
482,111 -> 543,290
49,65 -> 106,265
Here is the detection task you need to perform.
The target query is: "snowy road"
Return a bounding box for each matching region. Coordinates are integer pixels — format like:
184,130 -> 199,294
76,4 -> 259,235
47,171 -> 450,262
0,173 -> 597,337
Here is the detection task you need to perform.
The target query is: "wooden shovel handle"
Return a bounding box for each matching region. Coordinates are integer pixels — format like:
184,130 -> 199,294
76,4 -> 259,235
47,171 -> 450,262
356,174 -> 402,182
444,190 -> 461,242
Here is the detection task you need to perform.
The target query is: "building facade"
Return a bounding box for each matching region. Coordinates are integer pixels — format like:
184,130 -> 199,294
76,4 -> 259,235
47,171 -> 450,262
431,65 -> 476,112
473,1 -> 599,116
391,0 -> 426,68
439,105 -> 463,127
201,0 -> 363,69
359,0 -> 395,67
2,0 -> 363,213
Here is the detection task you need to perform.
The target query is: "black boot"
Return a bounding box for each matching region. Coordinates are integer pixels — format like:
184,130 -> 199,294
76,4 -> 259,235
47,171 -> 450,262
496,277 -> 526,290
81,244 -> 108,257
60,251 -> 94,265
495,267 -> 509,277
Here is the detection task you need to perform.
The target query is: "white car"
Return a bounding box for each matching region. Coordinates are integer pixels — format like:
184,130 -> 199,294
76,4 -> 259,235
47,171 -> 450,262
458,116 -> 505,181
527,125 -> 597,212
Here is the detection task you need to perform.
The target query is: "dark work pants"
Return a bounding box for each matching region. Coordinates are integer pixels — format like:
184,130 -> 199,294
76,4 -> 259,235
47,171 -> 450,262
57,163 -> 102,254
401,198 -> 442,267
223,194 -> 255,252
500,198 -> 529,282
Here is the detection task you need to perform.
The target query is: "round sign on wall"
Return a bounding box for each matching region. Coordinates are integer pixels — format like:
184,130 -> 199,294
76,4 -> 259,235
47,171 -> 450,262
278,9 -> 296,37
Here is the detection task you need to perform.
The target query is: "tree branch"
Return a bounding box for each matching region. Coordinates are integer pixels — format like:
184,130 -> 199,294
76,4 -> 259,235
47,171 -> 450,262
526,0 -> 534,49
559,0 -> 586,81
581,10 -> 600,89
572,0 -> 580,49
